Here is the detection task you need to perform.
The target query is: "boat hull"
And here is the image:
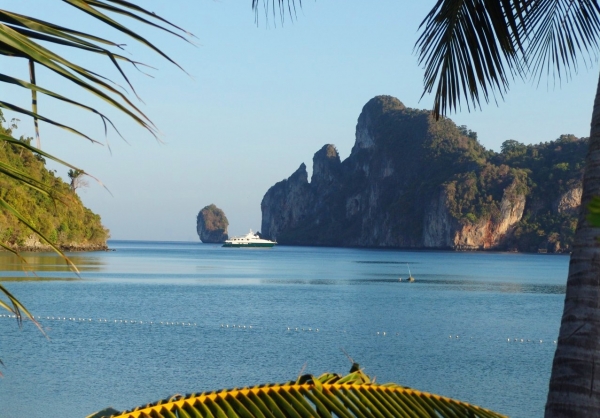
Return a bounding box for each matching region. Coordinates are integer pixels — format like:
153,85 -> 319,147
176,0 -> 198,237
222,243 -> 275,248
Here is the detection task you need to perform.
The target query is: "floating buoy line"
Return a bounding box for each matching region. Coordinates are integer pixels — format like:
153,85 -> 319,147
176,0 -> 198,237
0,315 -> 558,343
0,314 -> 198,327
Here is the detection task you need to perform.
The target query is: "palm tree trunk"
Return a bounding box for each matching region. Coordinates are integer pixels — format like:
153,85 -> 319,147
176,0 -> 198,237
546,69 -> 600,417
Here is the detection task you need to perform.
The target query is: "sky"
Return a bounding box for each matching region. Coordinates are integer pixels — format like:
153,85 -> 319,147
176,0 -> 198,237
1,1 -> 599,241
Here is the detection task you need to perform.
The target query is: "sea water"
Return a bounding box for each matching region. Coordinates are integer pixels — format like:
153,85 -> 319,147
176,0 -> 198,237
0,241 -> 568,417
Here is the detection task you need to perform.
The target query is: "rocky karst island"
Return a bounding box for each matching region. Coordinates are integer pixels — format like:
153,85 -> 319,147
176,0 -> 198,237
261,95 -> 584,253
197,204 -> 229,243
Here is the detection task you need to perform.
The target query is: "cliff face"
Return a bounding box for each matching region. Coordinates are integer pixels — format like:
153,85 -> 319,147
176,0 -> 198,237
197,204 -> 229,243
261,96 -> 586,252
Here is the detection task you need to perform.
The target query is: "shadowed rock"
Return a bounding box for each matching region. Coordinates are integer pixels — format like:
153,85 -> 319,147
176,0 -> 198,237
197,204 -> 229,243
260,95 -> 586,252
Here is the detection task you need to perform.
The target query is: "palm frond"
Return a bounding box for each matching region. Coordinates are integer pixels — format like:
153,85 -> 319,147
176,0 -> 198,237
416,0 -> 529,118
523,0 -> 600,83
0,0 -> 189,333
0,198 -> 80,274
418,0 -> 600,117
0,283 -> 43,333
251,0 -> 302,25
92,366 -> 506,418
0,0 -> 193,146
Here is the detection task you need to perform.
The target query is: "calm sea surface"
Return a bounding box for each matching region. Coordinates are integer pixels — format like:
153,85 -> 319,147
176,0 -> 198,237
0,241 -> 568,418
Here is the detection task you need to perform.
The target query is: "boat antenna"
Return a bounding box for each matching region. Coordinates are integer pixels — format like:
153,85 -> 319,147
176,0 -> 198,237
407,263 -> 411,277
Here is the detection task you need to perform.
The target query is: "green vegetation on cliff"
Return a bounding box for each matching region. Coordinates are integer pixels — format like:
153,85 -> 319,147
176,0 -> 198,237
262,96 -> 586,253
0,115 -> 109,250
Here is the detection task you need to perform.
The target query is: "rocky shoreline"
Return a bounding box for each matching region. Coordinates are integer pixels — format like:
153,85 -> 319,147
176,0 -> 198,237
3,235 -> 109,252
5,243 -> 110,252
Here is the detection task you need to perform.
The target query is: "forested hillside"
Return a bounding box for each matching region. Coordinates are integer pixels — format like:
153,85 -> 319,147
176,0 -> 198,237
0,114 -> 108,251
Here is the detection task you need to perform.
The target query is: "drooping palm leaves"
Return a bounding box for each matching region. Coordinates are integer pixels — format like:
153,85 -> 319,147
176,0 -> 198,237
0,1 -> 192,322
415,0 -> 600,118
88,365 -> 507,418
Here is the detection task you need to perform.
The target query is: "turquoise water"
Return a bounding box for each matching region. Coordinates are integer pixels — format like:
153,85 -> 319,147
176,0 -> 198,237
0,241 -> 568,417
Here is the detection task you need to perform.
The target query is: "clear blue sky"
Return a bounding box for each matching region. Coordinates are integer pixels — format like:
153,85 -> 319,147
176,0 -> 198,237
2,1 -> 598,240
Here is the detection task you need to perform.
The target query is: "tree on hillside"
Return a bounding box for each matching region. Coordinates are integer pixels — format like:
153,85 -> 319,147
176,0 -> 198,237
67,169 -> 88,193
415,1 -> 600,416
0,2 -> 192,322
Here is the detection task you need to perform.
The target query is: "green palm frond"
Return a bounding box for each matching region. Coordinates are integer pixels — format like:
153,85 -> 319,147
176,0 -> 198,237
91,365 -> 506,418
0,0 -> 193,143
0,131 -> 79,323
0,1 -> 191,326
416,0 -> 600,118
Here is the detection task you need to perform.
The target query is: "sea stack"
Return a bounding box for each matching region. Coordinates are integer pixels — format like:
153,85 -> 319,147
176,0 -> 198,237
197,204 -> 229,243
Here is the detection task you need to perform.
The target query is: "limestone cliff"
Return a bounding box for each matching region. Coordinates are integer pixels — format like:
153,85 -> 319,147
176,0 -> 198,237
197,204 -> 229,243
261,96 -> 586,252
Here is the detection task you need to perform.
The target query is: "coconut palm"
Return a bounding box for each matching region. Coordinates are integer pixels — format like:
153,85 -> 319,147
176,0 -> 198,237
0,1 -> 192,323
414,1 -> 600,416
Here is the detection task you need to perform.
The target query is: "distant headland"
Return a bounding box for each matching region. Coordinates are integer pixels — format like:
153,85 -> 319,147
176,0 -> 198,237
261,95 -> 584,253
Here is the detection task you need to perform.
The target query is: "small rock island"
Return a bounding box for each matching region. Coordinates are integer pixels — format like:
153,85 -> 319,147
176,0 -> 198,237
197,204 -> 229,243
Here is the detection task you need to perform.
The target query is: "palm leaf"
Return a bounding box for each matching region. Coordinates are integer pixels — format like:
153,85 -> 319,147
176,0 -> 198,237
0,1 -> 189,334
0,74 -> 124,139
417,1 -> 600,118
251,0 -> 302,25
0,0 -> 194,146
523,0 -> 600,83
0,198 -> 79,274
0,24 -> 157,137
0,282 -> 44,337
91,366 -> 506,418
416,0 -> 530,118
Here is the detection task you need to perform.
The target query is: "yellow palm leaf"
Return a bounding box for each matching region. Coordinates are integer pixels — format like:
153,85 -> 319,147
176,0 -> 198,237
90,366 -> 506,418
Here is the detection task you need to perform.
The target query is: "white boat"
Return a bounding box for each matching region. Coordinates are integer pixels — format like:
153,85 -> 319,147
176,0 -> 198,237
222,230 -> 277,248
